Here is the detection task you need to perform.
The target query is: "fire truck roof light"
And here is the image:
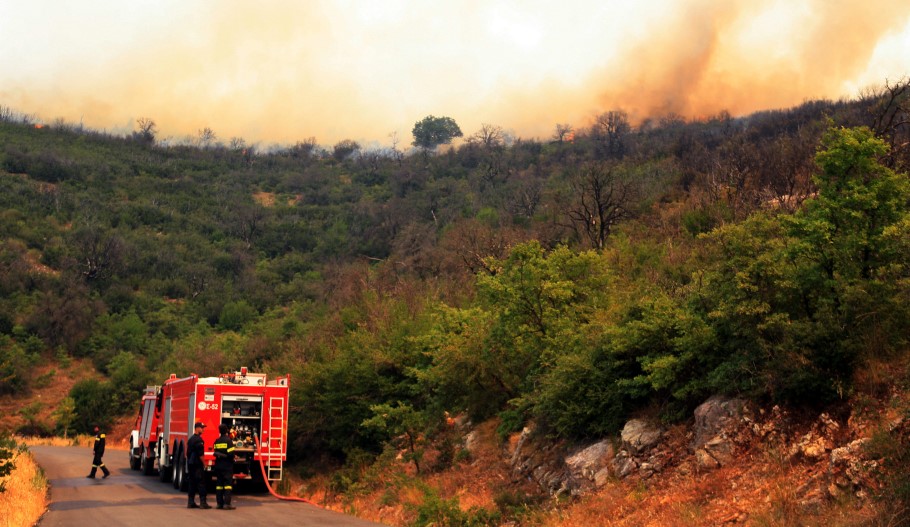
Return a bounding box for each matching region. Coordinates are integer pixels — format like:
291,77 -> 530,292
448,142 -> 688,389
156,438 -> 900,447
240,367 -> 248,376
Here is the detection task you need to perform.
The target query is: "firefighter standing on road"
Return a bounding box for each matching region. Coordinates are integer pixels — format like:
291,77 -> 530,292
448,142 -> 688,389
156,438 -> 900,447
86,426 -> 110,479
187,422 -> 211,509
213,423 -> 236,510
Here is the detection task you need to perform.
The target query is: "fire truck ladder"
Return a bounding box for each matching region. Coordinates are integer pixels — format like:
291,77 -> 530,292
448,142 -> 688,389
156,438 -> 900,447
262,397 -> 285,481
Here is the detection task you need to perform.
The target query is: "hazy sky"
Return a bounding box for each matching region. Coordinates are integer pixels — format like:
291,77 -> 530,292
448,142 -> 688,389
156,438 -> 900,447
1,0 -> 909,147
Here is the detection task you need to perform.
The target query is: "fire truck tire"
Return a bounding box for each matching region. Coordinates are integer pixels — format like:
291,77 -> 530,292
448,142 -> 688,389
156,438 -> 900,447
141,446 -> 155,476
177,456 -> 190,492
173,459 -> 182,490
171,446 -> 182,490
128,442 -> 141,471
158,443 -> 171,483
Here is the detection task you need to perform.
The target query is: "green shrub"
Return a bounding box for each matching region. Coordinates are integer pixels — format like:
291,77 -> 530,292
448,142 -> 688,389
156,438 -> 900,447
0,335 -> 37,395
410,486 -> 500,527
69,379 -> 114,434
866,419 -> 910,525
218,300 -> 257,331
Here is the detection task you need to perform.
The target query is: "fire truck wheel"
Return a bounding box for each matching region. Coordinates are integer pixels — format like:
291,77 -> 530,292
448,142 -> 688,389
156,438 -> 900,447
129,442 -> 141,471
176,453 -> 189,492
158,445 -> 171,483
141,447 -> 155,476
171,449 -> 182,490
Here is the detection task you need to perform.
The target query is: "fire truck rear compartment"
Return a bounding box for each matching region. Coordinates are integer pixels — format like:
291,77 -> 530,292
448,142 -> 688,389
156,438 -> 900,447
221,395 -> 262,479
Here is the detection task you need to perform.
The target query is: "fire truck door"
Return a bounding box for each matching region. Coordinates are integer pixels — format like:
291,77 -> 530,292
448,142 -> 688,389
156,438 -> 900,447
188,392 -> 196,435
163,398 -> 171,437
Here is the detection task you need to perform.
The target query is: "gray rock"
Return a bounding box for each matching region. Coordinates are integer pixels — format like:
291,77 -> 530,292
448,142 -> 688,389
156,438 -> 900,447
621,419 -> 663,455
565,440 -> 614,478
691,396 -> 746,451
612,452 -> 638,478
563,439 -> 615,493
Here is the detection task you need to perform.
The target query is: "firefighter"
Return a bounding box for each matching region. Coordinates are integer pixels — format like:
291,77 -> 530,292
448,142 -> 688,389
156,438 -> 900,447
186,422 -> 211,509
213,423 -> 236,510
86,425 -> 110,479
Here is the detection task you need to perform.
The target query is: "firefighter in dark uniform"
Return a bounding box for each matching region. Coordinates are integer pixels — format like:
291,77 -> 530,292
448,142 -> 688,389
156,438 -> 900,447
86,425 -> 110,479
186,422 -> 211,509
213,423 -> 236,510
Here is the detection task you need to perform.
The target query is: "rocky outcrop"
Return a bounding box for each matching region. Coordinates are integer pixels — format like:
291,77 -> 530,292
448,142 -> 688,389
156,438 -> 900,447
690,396 -> 747,471
508,417 -> 669,496
504,394 -> 890,505
621,418 -> 663,454
508,426 -> 571,495
612,418 -> 664,479
789,413 -> 839,461
564,440 -> 615,493
827,437 -> 875,498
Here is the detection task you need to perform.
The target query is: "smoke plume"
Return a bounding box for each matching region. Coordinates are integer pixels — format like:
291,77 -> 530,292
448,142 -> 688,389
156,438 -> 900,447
1,0 -> 908,145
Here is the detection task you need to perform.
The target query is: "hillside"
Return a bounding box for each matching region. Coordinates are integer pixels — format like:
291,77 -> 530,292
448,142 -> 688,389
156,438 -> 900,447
7,355 -> 909,525
298,371 -> 910,526
1,83 -> 910,525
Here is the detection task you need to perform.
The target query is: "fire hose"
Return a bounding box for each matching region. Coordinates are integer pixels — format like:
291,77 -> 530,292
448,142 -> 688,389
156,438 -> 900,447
252,433 -> 317,504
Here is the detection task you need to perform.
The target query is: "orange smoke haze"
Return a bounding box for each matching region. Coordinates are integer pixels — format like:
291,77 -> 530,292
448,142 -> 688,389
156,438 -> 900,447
1,0 -> 908,147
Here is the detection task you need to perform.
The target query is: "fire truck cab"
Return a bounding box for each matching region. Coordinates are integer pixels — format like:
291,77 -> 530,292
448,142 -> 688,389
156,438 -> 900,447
130,368 -> 290,491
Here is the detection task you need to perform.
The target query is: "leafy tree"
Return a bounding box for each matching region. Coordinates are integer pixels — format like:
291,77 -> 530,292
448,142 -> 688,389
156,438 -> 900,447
218,300 -> 257,331
413,306 -> 502,420
696,126 -> 910,403
332,139 -> 361,161
70,379 -> 114,434
362,401 -> 433,473
107,352 -> 149,415
412,115 -> 463,150
27,279 -> 103,353
17,401 -> 50,436
53,397 -> 76,438
0,335 -> 37,395
417,242 -> 610,425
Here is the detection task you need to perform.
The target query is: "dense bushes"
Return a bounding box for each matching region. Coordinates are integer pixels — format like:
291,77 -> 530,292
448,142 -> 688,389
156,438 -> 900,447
0,335 -> 39,395
336,126 -> 910,442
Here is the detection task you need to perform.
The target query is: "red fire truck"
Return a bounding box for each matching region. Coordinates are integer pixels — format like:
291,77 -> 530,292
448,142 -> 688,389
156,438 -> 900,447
128,368 -> 290,491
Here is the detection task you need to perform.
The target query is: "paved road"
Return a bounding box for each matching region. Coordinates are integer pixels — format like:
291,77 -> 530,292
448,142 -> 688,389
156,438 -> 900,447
31,445 -> 387,526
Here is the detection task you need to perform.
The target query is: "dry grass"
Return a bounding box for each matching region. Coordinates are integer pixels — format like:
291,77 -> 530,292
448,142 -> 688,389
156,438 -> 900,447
0,448 -> 48,527
18,435 -> 91,448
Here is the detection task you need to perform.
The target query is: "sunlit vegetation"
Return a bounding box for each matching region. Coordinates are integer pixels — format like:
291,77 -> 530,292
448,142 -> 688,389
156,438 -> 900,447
0,436 -> 48,527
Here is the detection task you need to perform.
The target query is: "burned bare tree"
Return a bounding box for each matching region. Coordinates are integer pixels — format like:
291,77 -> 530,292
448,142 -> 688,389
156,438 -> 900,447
757,132 -> 818,212
591,110 -> 631,160
566,162 -> 637,249
232,205 -> 265,250
133,117 -> 157,144
862,78 -> 910,170
467,123 -> 509,186
553,123 -> 574,143
74,227 -> 125,282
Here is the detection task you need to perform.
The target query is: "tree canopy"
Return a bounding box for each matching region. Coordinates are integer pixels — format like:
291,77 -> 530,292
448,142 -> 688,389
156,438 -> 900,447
411,115 -> 463,150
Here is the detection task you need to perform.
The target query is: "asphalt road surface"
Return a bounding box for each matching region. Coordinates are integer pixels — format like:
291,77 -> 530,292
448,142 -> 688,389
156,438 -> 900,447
31,445 -> 387,526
